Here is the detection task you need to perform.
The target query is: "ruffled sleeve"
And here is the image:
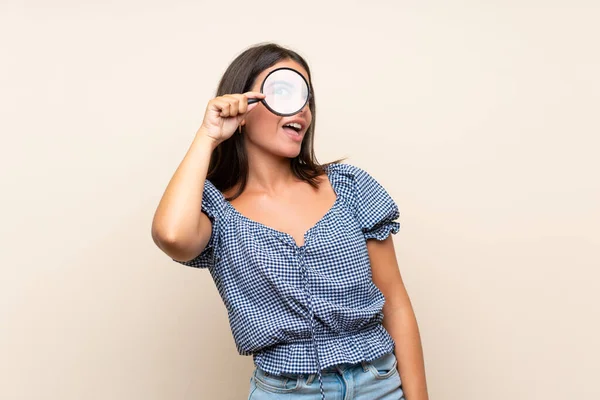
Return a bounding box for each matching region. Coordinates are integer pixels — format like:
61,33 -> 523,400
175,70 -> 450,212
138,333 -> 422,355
172,179 -> 226,269
350,164 -> 400,241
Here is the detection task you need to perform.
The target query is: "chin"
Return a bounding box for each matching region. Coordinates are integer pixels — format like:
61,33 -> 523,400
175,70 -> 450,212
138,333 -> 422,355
249,135 -> 304,159
264,136 -> 303,158
274,145 -> 302,159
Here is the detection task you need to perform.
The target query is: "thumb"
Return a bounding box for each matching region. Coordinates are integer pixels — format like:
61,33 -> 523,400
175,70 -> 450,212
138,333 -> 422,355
245,100 -> 261,114
243,91 -> 265,114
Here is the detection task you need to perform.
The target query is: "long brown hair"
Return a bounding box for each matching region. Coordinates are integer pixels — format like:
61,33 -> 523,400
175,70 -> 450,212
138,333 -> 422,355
207,42 -> 346,201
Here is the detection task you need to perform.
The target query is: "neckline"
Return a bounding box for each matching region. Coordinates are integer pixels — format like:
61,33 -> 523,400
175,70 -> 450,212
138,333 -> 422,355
224,164 -> 339,249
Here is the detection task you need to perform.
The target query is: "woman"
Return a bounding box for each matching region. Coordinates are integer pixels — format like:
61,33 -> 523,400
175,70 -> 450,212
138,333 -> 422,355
151,43 -> 429,400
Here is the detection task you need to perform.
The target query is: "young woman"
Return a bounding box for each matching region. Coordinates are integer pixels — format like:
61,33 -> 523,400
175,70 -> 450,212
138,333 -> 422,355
151,43 -> 429,400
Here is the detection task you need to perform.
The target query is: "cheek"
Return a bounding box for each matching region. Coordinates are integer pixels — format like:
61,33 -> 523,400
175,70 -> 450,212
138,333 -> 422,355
246,106 -> 281,132
305,110 -> 313,127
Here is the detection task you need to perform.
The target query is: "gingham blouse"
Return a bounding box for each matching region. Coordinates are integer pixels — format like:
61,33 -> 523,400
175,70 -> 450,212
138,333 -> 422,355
173,162 -> 400,397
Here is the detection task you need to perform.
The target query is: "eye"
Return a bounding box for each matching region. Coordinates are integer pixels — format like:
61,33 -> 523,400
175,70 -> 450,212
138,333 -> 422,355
274,85 -> 291,96
265,81 -> 294,98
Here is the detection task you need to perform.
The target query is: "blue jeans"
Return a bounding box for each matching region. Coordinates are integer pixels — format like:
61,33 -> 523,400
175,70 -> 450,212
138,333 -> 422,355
248,351 -> 405,399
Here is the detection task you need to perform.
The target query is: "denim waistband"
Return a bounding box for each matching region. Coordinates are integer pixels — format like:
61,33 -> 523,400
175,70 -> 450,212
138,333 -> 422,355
277,359 -> 369,379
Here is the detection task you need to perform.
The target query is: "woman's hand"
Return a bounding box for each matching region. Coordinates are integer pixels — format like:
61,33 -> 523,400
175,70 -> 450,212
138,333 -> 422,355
196,91 -> 266,145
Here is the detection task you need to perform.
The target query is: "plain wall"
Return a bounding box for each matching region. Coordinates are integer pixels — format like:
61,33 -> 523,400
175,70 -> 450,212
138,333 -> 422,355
1,1 -> 598,399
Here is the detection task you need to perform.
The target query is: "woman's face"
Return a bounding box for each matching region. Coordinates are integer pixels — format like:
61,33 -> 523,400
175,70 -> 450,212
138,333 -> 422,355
242,59 -> 312,159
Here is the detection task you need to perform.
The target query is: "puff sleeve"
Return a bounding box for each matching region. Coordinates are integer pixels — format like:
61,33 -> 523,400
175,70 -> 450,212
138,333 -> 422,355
172,179 -> 226,269
352,165 -> 400,241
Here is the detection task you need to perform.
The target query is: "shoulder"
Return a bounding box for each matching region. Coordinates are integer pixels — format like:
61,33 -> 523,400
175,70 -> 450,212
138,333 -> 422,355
201,178 -> 227,218
326,162 -> 382,188
326,162 -> 394,208
325,161 -> 370,179
203,178 -> 224,200
329,161 -> 395,200
327,162 -> 400,237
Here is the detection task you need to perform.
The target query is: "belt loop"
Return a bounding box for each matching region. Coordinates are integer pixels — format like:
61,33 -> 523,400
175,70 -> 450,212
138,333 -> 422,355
361,360 -> 369,373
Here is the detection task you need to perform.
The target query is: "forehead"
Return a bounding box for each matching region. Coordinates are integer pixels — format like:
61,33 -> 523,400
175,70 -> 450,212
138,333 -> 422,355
253,59 -> 310,88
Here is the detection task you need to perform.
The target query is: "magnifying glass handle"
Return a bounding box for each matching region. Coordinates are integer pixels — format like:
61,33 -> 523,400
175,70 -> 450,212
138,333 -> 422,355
247,98 -> 261,104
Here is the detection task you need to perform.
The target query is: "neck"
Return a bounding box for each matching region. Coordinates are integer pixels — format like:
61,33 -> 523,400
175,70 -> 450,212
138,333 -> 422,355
245,147 -> 297,196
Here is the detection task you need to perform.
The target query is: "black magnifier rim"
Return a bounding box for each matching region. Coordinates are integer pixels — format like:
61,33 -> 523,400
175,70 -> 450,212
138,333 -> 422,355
259,67 -> 311,117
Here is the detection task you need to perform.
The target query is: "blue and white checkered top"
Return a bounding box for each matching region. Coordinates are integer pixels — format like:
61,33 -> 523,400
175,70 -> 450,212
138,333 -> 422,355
173,162 -> 400,393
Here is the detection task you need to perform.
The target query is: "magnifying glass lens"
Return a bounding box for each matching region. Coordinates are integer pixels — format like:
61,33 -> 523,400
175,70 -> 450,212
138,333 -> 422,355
261,68 -> 310,116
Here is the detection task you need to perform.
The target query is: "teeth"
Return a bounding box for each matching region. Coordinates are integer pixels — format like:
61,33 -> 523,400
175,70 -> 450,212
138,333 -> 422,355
284,122 -> 302,130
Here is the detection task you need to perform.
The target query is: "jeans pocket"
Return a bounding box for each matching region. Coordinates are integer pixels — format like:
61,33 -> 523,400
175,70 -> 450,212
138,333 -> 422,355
366,352 -> 399,380
253,367 -> 303,394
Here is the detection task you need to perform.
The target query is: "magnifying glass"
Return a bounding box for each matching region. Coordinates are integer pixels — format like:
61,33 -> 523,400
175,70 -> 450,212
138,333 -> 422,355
247,67 -> 311,116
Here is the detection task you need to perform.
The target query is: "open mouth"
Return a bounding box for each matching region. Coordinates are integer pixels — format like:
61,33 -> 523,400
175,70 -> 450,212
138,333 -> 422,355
282,122 -> 302,135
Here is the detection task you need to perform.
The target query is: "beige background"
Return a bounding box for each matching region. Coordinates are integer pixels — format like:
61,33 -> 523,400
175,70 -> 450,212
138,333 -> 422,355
1,1 -> 599,399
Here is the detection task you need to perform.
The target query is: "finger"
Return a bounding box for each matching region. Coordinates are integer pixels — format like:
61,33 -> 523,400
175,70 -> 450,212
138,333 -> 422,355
208,98 -> 226,113
225,97 -> 240,116
233,93 -> 258,114
226,94 -> 249,115
243,91 -> 266,100
243,92 -> 265,114
233,100 -> 241,116
245,101 -> 260,114
237,95 -> 248,114
220,102 -> 232,117
211,99 -> 231,117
